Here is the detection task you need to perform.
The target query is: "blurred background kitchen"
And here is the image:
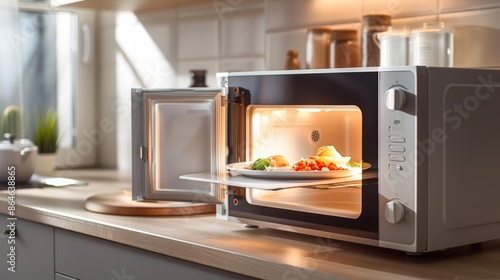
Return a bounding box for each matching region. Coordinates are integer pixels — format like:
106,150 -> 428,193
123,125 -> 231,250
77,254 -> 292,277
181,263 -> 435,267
1,0 -> 498,172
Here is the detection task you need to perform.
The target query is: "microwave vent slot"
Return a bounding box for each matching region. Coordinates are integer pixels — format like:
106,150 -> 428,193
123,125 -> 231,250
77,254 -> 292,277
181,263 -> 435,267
311,130 -> 320,142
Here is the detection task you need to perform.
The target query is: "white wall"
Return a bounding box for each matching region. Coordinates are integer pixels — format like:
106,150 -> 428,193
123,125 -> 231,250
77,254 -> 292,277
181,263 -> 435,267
175,1 -> 266,87
96,1 -> 265,169
94,0 -> 500,169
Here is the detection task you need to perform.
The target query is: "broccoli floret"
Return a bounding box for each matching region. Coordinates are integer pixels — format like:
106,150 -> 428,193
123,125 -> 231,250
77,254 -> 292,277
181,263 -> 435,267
252,158 -> 271,170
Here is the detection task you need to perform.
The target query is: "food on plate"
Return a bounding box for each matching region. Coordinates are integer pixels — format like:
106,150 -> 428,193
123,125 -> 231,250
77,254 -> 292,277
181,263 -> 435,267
252,155 -> 290,170
313,145 -> 351,166
292,158 -> 346,172
346,159 -> 363,168
293,145 -> 352,171
249,146 -> 356,172
267,154 -> 290,167
251,158 -> 271,170
316,145 -> 337,157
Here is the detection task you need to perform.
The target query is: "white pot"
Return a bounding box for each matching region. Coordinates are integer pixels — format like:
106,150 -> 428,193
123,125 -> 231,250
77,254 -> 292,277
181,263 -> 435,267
36,153 -> 57,175
0,134 -> 38,183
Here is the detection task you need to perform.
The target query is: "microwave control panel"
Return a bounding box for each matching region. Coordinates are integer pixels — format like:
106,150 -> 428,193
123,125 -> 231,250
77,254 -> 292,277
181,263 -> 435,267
379,69 -> 419,251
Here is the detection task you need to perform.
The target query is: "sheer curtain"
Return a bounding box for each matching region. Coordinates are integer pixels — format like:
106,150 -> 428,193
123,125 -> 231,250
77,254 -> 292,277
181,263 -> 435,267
0,1 -> 23,125
0,0 -> 76,149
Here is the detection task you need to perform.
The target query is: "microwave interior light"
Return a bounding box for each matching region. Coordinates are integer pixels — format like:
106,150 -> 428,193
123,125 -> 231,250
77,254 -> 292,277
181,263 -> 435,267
296,108 -> 322,113
324,106 -> 362,112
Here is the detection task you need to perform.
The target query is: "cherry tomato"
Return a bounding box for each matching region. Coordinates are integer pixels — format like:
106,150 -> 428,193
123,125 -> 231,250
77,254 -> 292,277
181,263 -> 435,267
328,163 -> 337,170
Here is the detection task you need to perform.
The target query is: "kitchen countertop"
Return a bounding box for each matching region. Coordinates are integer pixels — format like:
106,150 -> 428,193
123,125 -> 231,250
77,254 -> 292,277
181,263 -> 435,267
1,169 -> 500,280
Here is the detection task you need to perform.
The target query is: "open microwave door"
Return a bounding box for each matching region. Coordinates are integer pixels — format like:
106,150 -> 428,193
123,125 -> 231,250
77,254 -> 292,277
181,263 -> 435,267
131,88 -> 226,204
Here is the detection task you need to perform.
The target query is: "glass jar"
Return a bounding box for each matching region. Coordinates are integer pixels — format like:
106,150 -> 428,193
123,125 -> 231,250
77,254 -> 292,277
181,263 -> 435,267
361,14 -> 391,67
329,30 -> 360,68
410,22 -> 454,67
189,69 -> 208,87
377,26 -> 410,66
306,28 -> 332,69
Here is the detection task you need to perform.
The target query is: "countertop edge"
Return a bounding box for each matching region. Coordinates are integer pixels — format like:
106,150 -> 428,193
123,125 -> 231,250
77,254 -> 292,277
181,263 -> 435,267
1,202 -> 336,280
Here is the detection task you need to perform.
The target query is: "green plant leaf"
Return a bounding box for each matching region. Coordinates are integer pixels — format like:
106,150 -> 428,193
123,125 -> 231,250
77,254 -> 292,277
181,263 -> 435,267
33,110 -> 58,154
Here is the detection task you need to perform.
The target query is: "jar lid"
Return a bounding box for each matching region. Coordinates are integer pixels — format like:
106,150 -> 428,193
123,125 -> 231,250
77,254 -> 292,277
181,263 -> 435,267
308,27 -> 333,34
362,14 -> 391,26
330,30 -> 357,41
377,26 -> 410,39
190,69 -> 207,74
411,22 -> 453,34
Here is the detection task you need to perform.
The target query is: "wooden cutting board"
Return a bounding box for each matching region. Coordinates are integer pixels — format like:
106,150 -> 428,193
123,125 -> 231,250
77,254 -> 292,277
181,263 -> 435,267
84,191 -> 215,216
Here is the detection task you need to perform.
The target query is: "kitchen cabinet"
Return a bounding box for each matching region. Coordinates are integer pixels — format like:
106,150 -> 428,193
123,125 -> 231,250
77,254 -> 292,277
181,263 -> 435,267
55,228 -> 256,280
56,0 -> 213,12
0,214 -> 254,279
0,214 -> 54,280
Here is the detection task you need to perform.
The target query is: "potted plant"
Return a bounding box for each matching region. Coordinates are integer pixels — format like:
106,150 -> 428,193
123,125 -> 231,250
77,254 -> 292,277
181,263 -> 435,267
2,105 -> 22,138
33,110 -> 58,174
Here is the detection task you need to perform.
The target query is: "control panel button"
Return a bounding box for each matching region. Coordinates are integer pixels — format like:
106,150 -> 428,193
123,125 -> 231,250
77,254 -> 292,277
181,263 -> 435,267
389,173 -> 404,181
389,145 -> 405,153
389,154 -> 405,162
389,164 -> 404,171
385,88 -> 408,110
389,135 -> 405,143
384,200 -> 406,224
389,125 -> 405,133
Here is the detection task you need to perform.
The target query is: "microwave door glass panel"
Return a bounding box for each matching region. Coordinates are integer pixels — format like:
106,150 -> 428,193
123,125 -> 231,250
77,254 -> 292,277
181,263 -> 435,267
149,99 -> 219,202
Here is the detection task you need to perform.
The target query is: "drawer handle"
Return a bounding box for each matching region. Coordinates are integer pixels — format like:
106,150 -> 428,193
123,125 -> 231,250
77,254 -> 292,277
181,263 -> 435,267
3,229 -> 16,235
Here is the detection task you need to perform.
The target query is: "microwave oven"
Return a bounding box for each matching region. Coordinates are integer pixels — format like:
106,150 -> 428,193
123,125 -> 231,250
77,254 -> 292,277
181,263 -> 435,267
131,66 -> 500,253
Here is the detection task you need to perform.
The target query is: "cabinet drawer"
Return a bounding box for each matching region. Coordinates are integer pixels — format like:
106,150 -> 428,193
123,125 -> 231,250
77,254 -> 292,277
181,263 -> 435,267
55,228 -> 255,279
0,215 -> 54,280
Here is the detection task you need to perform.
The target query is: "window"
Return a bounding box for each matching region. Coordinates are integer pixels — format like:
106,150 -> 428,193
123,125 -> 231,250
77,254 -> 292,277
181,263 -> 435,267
0,4 -> 77,150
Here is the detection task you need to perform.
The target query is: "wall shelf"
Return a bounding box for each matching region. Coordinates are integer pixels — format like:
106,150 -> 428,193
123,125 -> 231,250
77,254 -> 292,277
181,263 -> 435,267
54,0 -> 213,12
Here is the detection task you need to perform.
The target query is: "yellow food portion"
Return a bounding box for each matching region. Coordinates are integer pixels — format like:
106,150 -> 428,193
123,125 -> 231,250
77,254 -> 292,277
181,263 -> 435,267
267,154 -> 290,167
315,145 -> 351,166
316,145 -> 337,157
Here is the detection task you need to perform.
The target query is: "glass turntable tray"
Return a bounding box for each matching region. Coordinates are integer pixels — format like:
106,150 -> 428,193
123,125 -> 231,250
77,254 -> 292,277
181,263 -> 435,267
180,171 -> 378,191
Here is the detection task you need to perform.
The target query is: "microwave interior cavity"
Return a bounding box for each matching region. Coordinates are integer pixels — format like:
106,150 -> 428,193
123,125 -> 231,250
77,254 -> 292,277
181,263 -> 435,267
245,105 -> 363,218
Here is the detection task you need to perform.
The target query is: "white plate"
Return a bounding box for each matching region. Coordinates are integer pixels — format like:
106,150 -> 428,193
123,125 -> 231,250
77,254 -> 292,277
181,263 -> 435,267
226,162 -> 366,180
